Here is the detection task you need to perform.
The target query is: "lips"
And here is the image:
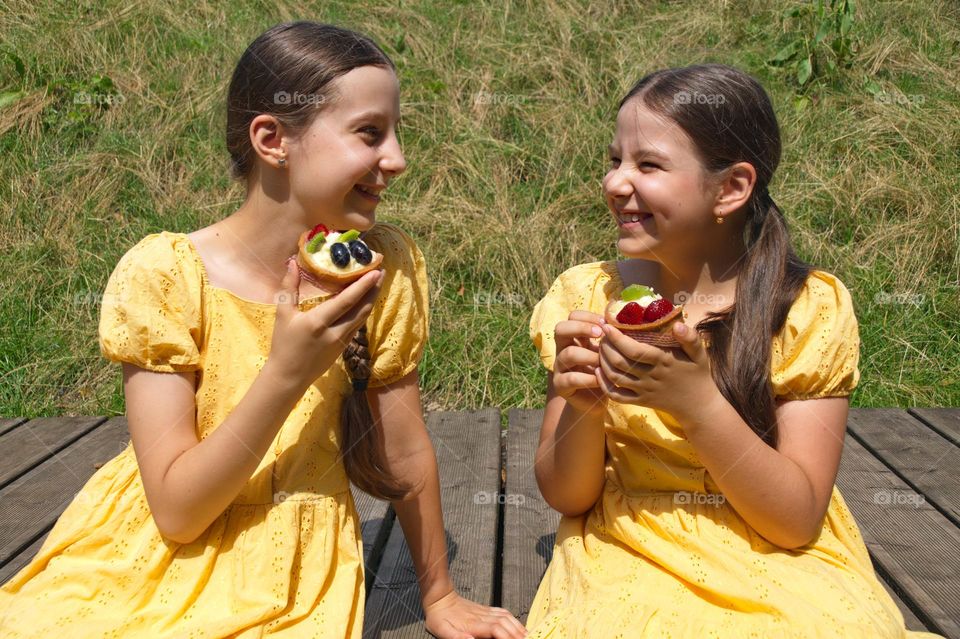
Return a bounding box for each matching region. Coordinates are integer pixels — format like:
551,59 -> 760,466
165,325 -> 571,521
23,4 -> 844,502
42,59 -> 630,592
617,211 -> 653,225
353,184 -> 383,202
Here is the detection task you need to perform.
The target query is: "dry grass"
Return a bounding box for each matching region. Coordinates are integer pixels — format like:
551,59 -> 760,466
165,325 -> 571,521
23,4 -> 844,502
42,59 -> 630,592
0,0 -> 957,416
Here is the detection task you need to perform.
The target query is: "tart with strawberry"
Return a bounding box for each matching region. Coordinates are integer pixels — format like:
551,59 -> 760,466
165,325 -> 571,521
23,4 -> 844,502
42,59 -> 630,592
295,223 -> 383,285
605,284 -> 686,348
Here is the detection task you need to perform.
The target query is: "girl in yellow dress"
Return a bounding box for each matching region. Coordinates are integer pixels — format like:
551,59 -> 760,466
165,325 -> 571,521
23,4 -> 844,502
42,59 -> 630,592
0,22 -> 525,639
526,64 -> 943,638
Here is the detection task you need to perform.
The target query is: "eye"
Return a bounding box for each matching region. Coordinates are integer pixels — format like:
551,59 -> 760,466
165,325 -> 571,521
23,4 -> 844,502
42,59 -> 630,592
358,125 -> 382,141
609,156 -> 621,168
639,161 -> 661,170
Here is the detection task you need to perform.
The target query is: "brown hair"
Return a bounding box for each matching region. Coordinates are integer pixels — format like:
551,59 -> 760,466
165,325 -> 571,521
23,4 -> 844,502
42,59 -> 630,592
226,21 -> 395,179
620,64 -> 812,448
228,22 -> 405,498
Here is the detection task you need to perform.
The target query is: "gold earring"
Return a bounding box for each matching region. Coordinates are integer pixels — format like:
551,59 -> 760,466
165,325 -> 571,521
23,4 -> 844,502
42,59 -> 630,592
715,214 -> 724,224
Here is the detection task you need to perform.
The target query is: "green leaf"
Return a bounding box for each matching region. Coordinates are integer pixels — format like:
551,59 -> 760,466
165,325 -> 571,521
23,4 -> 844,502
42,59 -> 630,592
797,57 -> 813,85
770,40 -> 800,65
864,79 -> 882,96
814,18 -> 832,45
840,12 -> 853,35
794,95 -> 811,111
0,91 -> 25,109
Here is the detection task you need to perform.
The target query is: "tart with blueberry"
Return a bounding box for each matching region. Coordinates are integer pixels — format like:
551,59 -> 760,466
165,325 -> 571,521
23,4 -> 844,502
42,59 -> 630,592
296,224 -> 383,284
604,284 -> 686,348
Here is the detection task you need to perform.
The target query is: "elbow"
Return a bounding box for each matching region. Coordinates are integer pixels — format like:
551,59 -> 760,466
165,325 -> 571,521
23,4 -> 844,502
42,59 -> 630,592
154,515 -> 201,545
764,521 -> 821,550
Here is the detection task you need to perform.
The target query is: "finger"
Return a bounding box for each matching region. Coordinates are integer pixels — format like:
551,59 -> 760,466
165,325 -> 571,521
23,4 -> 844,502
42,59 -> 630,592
600,323 -> 660,364
278,257 -> 300,309
598,338 -> 654,376
312,269 -> 384,324
672,321 -> 707,364
555,345 -> 600,373
598,347 -> 642,391
596,365 -> 641,404
568,310 -> 605,325
553,370 -> 602,394
555,320 -> 604,350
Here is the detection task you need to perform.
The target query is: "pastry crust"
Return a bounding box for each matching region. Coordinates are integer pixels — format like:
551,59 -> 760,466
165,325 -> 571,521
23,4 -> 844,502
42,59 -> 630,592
604,301 -> 685,347
296,229 -> 383,284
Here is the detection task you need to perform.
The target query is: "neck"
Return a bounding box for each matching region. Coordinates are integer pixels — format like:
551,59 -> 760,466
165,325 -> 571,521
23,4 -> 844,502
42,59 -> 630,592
214,184 -> 310,286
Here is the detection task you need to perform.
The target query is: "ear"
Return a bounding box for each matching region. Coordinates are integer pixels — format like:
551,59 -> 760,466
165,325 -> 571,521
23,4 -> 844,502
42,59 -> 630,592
712,161 -> 757,221
248,114 -> 288,170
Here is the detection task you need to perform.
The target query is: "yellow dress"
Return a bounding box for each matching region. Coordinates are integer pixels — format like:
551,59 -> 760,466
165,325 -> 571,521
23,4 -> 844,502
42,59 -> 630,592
0,223 -> 428,638
525,261 -> 943,639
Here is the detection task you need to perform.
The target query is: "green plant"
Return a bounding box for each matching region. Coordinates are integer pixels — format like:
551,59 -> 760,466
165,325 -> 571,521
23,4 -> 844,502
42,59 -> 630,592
769,0 -> 857,90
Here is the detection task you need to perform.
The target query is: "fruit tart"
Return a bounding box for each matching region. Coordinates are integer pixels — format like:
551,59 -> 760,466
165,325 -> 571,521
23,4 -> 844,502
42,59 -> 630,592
604,284 -> 686,348
295,223 -> 383,286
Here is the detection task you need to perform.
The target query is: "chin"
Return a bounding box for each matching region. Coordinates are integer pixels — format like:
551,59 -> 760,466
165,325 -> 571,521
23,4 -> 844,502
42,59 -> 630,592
617,236 -> 653,258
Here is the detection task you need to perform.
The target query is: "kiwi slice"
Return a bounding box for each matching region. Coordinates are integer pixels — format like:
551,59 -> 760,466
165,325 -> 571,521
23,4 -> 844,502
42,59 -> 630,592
622,284 -> 654,301
306,232 -> 327,253
338,229 -> 361,243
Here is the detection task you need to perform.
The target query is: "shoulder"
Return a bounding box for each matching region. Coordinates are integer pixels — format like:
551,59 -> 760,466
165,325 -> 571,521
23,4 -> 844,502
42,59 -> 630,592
113,231 -> 204,284
547,260 -> 618,296
362,222 -> 424,268
779,269 -> 857,339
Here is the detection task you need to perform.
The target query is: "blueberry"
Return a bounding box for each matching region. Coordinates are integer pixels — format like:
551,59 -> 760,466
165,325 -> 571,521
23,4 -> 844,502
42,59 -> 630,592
349,240 -> 372,265
330,242 -> 350,268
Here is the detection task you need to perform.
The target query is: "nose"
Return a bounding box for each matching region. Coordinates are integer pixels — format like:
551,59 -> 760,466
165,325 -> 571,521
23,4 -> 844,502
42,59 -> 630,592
380,130 -> 407,177
603,167 -> 632,200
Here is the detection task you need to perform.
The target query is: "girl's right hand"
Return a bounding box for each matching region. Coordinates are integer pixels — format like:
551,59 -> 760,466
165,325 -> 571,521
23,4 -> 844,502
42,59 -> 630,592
267,260 -> 384,389
552,310 -> 607,414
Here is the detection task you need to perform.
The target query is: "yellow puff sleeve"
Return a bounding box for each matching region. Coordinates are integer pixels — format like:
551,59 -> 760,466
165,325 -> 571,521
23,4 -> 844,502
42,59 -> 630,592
98,232 -> 203,373
362,223 -> 429,387
530,262 -> 613,372
770,270 -> 861,400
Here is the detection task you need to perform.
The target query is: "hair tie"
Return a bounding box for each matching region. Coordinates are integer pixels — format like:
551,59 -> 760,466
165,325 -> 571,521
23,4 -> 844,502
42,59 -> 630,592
352,378 -> 368,392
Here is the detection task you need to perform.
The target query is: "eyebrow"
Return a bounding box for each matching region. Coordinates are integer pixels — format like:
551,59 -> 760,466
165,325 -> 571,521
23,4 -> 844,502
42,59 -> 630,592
608,144 -> 668,161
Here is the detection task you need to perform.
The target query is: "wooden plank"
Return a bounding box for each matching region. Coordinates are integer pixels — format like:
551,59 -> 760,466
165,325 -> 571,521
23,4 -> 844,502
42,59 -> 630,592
0,534 -> 46,585
846,408 -> 960,526
0,418 -> 28,439
363,409 -> 501,638
0,417 -> 129,572
352,486 -> 394,597
910,408 -> 960,448
835,433 -> 960,638
0,416 -> 108,489
502,408 -> 560,624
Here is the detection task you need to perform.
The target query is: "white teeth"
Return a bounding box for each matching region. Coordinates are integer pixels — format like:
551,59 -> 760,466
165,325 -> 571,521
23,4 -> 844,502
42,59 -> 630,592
631,215 -> 639,222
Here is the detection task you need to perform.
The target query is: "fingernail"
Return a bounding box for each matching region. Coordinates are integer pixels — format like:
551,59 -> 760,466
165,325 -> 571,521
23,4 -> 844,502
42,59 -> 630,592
591,325 -> 602,337
675,323 -> 687,336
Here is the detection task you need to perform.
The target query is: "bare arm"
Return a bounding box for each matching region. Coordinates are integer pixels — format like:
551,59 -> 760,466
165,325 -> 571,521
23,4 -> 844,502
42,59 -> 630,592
534,378 -> 607,517
125,264 -> 382,544
367,369 -> 526,639
123,361 -> 303,543
683,391 -> 849,549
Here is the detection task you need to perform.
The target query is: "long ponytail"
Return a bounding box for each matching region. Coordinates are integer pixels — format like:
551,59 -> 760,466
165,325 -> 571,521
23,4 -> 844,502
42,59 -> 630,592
340,326 -> 408,500
621,64 -> 813,448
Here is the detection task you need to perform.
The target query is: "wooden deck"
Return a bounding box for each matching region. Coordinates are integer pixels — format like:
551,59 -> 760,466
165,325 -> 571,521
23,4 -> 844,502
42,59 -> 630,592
0,408 -> 958,637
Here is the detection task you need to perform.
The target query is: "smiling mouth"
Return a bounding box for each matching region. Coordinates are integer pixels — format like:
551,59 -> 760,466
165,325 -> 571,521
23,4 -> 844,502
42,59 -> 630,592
617,212 -> 653,225
353,184 -> 383,202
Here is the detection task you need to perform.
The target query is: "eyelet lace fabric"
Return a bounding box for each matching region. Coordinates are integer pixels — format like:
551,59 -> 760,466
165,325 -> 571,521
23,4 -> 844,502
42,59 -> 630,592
0,223 -> 429,638
524,263 -> 942,638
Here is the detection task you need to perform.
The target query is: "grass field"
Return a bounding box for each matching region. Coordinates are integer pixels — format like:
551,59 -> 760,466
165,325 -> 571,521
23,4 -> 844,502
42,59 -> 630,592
1,0 -> 958,417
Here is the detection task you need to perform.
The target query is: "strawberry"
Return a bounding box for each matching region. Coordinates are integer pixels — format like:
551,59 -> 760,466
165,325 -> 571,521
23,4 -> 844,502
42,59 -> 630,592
643,298 -> 675,322
616,302 -> 646,325
306,223 -> 329,240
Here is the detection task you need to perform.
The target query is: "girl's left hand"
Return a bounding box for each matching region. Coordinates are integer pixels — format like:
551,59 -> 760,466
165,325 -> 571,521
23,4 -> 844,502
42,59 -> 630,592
596,321 -> 717,420
424,590 -> 527,639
